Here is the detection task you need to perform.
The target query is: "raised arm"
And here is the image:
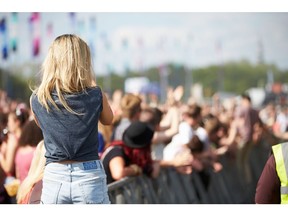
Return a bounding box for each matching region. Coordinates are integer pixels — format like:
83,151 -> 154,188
100,91 -> 114,125
153,106 -> 180,144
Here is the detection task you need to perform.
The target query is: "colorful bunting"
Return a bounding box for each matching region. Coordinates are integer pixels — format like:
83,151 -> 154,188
10,12 -> 18,52
29,12 -> 41,57
0,17 -> 8,60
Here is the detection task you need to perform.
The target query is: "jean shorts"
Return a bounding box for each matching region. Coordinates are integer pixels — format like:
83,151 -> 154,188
41,160 -> 110,204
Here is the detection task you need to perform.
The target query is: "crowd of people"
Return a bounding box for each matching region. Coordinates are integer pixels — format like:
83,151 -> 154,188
1,83 -> 287,204
1,34 -> 288,204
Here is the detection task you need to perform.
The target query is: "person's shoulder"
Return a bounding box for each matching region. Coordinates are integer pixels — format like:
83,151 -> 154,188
87,86 -> 103,98
101,144 -> 124,161
195,126 -> 207,135
266,153 -> 276,169
30,92 -> 39,106
88,86 -> 102,92
179,121 -> 189,129
30,92 -> 37,101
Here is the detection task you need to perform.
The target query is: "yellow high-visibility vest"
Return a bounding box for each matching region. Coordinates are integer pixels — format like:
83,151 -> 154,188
272,142 -> 288,204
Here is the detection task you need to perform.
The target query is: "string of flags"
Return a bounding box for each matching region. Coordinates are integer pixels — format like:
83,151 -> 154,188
29,12 -> 41,57
0,12 -> 194,74
0,16 -> 9,60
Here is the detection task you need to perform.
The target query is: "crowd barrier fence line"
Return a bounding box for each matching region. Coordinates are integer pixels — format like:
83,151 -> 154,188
107,140 -> 271,204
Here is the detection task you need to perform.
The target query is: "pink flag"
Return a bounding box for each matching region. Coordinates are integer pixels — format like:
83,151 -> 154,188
29,12 -> 41,57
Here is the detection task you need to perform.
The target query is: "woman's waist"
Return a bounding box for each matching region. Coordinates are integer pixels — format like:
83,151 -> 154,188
43,160 -> 105,182
47,159 -> 103,171
58,160 -> 85,164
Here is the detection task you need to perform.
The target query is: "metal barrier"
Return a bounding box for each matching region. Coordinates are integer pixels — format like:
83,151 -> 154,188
108,141 -> 271,204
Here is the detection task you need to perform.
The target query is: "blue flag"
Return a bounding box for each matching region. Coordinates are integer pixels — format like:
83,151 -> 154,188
0,17 -> 8,60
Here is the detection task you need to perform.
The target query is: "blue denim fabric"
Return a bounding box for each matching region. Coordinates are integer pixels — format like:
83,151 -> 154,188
41,160 -> 110,204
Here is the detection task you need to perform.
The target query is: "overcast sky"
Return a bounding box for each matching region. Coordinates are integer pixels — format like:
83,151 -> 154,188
1,5 -> 288,76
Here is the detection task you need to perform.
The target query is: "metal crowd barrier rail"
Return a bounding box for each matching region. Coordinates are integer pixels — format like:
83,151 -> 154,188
107,140 -> 271,204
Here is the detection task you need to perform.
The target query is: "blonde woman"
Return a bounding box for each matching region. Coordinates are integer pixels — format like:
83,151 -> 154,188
30,34 -> 114,204
17,140 -> 45,204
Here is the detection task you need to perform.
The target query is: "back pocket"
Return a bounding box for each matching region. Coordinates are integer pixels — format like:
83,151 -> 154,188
41,178 -> 62,204
79,176 -> 106,204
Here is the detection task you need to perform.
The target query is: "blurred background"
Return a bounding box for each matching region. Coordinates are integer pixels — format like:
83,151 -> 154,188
0,12 -> 288,107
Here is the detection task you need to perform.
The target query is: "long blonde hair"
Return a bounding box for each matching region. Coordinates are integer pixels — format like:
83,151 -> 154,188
34,34 -> 96,114
16,140 -> 46,204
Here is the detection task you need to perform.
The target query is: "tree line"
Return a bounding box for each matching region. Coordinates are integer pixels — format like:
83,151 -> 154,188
1,59 -> 287,104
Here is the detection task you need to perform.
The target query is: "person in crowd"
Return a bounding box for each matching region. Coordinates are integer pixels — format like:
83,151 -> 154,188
111,93 -> 142,141
17,140 -> 45,204
255,141 -> 288,204
101,121 -> 160,184
173,116 -> 224,181
0,104 -> 30,203
259,102 -> 278,132
186,135 -> 212,188
30,34 -> 114,204
140,106 -> 180,160
15,119 -> 43,183
0,104 -> 30,177
233,93 -> 261,184
214,111 -> 240,158
163,103 -> 206,161
139,105 -> 193,173
201,115 -> 225,169
110,89 -> 123,117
